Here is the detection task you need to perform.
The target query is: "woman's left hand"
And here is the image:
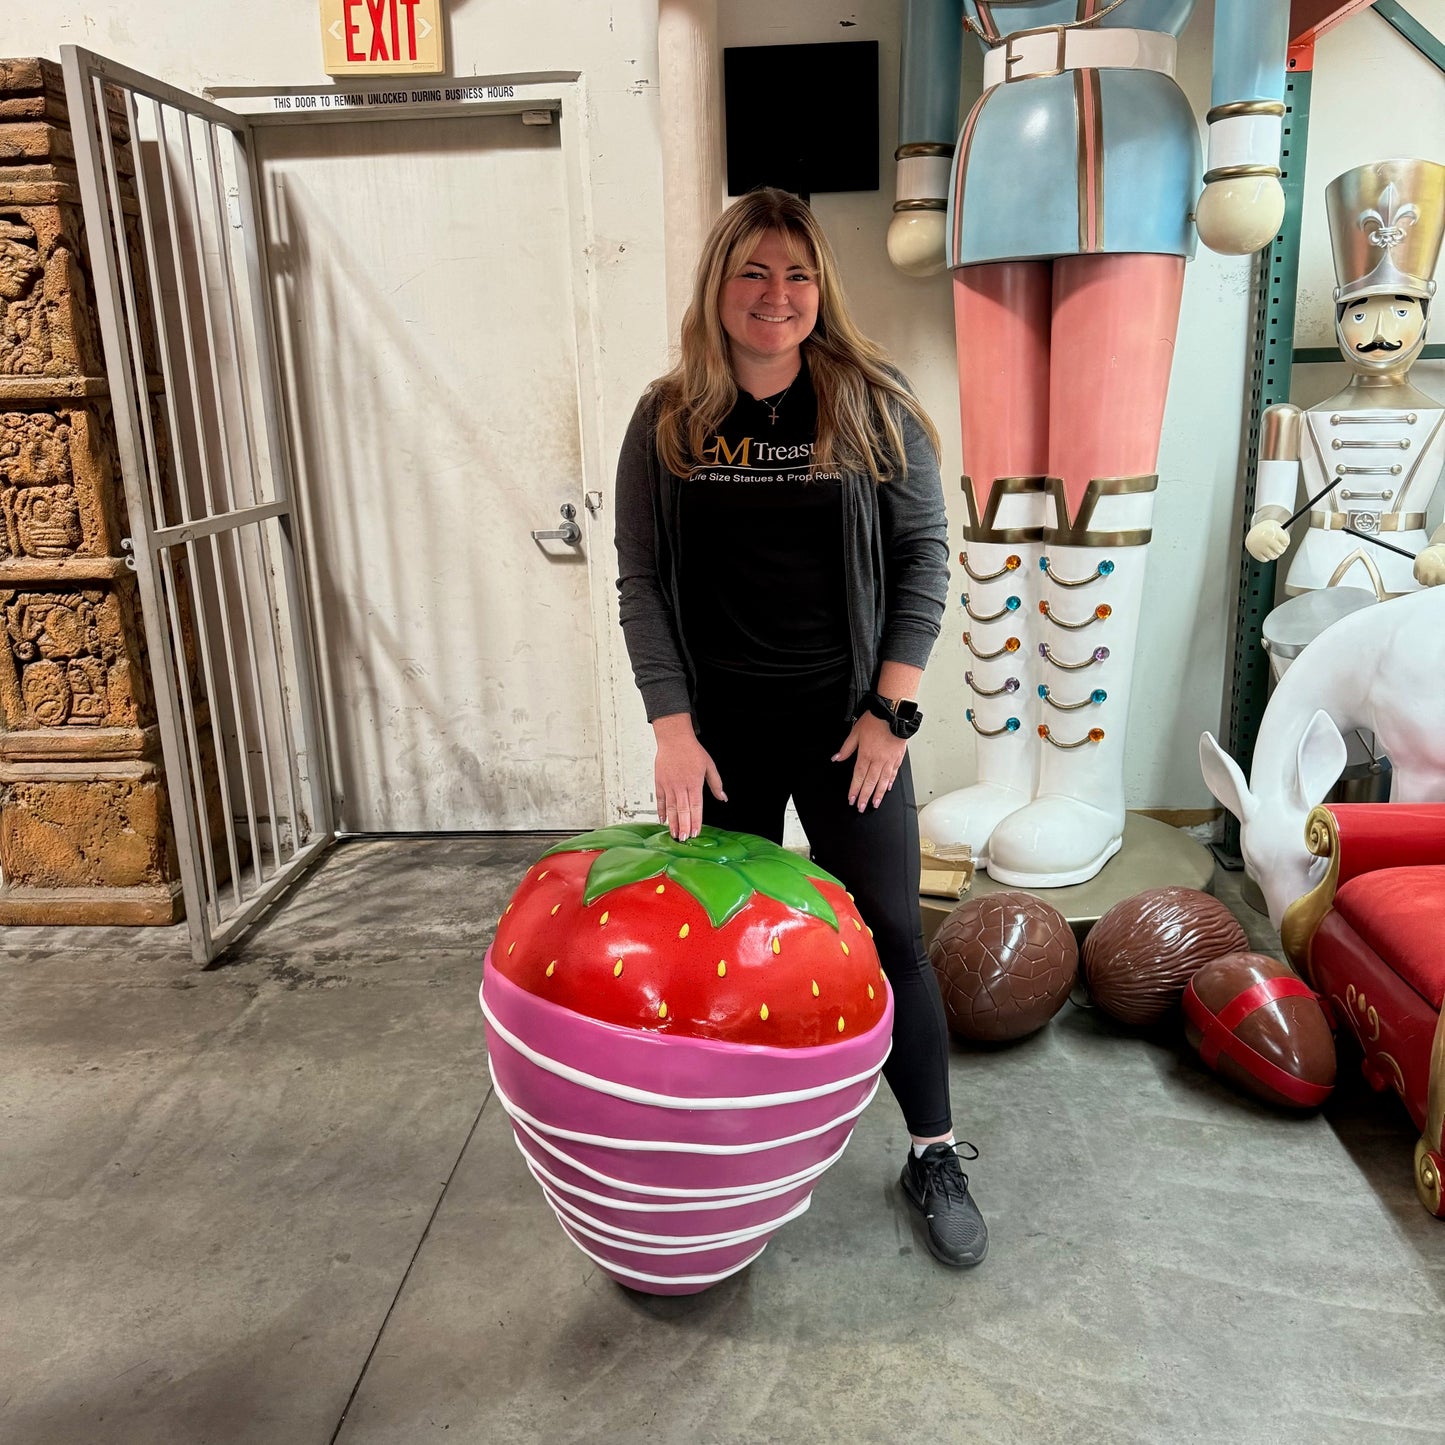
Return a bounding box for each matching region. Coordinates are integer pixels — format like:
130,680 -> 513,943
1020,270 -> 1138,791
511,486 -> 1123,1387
832,713 -> 908,812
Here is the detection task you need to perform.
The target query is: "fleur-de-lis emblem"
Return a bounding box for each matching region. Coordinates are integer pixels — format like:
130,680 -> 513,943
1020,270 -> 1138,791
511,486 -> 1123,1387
1360,182 -> 1419,250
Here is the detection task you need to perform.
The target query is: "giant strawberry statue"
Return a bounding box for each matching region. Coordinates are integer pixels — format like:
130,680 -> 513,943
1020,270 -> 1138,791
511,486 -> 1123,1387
480,822 -> 893,1295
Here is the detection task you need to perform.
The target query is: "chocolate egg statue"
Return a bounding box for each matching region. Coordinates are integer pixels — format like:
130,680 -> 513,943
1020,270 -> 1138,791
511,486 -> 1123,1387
928,891 -> 1077,1042
480,823 -> 893,1296
1184,952 -> 1336,1110
1082,886 -> 1248,1027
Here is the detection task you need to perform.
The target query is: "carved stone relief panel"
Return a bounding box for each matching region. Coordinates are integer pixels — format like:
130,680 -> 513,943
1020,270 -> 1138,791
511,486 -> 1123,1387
0,204 -> 103,379
0,584 -> 153,730
0,407 -> 123,558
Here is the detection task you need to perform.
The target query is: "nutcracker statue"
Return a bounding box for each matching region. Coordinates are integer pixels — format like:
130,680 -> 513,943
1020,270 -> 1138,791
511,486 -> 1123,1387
889,0 -> 1290,887
1245,159 -> 1445,597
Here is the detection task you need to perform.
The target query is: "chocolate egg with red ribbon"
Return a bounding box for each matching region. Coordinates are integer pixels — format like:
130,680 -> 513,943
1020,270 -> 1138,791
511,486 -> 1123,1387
1183,953 -> 1336,1110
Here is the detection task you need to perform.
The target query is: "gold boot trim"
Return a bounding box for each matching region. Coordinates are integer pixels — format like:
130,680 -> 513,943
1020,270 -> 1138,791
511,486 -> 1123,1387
966,669 -> 1022,698
963,631 -> 1021,661
960,550 -> 1022,582
961,474 -> 1049,544
966,708 -> 1021,738
1039,683 -> 1106,712
1043,475 -> 1157,547
1039,599 -> 1111,630
1038,642 -> 1109,671
962,592 -> 1022,623
1037,723 -> 1105,749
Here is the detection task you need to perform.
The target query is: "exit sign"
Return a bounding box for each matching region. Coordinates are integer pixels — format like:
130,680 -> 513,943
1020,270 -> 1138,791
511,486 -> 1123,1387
320,0 -> 446,76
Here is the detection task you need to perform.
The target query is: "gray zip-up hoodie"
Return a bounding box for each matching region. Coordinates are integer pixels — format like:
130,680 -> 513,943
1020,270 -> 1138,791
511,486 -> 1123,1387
614,381 -> 950,722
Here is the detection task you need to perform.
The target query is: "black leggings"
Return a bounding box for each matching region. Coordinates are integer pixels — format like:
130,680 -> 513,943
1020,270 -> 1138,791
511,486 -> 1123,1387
696,682 -> 953,1137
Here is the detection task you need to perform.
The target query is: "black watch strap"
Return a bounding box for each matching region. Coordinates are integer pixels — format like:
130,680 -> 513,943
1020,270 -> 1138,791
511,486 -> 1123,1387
857,690 -> 922,739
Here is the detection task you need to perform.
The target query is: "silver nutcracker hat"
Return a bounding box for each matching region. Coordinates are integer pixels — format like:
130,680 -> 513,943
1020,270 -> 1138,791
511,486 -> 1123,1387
1327,159 -> 1445,303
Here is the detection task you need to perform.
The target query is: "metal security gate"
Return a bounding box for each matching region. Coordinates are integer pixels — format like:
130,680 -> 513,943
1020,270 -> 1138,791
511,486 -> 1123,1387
62,48 -> 335,962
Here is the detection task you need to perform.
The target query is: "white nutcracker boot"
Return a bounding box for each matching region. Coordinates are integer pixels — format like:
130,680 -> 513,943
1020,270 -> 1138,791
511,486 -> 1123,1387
986,476 -> 1157,888
918,476 -> 1046,865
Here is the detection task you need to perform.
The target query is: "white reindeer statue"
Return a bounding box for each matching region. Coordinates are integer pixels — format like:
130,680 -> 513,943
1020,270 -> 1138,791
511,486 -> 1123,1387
1200,586 -> 1445,930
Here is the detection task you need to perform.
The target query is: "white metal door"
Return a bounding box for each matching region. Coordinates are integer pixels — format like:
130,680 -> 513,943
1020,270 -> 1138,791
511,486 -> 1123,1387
259,113 -> 605,832
63,48 -> 335,963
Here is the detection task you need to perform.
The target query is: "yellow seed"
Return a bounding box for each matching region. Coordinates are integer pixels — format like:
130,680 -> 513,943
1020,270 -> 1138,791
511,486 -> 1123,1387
538,870 -> 549,881
505,902 -> 513,914
613,958 -> 624,977
868,984 -> 875,1000
659,1001 -> 668,1019
717,961 -> 727,978
550,903 -> 560,916
507,941 -> 515,956
678,923 -> 690,939
847,891 -> 854,901
811,980 -> 819,997
771,937 -> 781,955
760,1004 -> 769,1021
852,918 -> 861,932
841,941 -> 850,957
867,926 -> 874,939
837,1016 -> 845,1033
600,911 -> 610,926
546,961 -> 556,977
656,884 -> 665,894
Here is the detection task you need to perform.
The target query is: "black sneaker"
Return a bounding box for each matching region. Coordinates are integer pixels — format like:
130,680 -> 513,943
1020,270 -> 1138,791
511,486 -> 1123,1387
900,1142 -> 989,1268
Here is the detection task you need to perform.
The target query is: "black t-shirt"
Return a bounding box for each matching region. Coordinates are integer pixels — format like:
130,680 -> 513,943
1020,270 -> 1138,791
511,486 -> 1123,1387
678,365 -> 852,694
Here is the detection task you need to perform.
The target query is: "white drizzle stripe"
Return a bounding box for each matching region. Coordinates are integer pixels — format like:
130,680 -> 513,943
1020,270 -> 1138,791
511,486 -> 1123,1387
551,1194 -> 813,1253
488,1064 -> 879,1159
505,1090 -> 858,1198
480,983 -> 892,1110
520,1146 -> 842,1214
546,1189 -> 814,1248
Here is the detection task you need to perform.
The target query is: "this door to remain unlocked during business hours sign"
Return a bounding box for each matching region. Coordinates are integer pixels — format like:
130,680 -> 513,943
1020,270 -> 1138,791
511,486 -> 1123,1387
320,0 -> 446,75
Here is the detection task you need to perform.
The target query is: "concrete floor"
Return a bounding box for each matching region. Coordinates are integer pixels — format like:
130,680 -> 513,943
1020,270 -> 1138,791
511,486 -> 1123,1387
3,836 -> 1443,1445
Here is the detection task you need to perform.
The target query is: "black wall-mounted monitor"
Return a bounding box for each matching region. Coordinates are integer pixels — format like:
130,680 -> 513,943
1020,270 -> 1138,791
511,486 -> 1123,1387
723,41 -> 879,199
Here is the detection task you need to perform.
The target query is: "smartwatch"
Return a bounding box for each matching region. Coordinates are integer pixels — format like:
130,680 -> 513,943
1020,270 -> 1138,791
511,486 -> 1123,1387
857,691 -> 922,739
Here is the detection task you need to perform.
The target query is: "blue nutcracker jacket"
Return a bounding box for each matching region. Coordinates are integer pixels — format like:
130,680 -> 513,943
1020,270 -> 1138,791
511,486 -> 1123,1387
894,0 -> 1290,265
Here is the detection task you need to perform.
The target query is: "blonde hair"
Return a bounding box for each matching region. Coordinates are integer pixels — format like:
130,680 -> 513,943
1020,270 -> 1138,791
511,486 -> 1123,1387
653,188 -> 940,482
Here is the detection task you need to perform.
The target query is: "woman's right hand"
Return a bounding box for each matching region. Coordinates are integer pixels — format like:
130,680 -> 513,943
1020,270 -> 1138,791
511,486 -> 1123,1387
652,713 -> 726,840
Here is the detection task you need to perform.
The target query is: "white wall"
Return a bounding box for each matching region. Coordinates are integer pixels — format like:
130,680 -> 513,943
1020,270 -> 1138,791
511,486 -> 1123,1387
715,0 -> 1445,812
7,1 -> 1441,821
3,0 -> 670,823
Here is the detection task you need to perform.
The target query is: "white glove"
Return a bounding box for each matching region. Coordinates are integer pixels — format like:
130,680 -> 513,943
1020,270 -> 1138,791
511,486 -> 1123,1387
1196,176 -> 1286,256
886,210 -> 947,277
1245,519 -> 1290,562
1414,543 -> 1445,588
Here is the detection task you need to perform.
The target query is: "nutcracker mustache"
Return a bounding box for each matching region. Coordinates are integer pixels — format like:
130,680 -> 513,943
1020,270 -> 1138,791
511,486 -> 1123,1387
1355,338 -> 1404,353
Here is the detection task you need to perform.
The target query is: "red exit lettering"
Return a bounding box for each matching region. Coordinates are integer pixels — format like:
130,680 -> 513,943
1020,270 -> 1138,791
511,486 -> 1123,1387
343,0 -> 426,64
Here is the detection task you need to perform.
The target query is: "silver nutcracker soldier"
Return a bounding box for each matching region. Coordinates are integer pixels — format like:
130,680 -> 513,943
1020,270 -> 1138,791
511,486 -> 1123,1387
1246,159 -> 1445,595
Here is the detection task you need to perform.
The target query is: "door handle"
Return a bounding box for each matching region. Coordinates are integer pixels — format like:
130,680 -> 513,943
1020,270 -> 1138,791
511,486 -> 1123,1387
532,502 -> 582,546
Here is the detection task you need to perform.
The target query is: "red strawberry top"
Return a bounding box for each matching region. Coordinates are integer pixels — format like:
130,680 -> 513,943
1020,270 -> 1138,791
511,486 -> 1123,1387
490,823 -> 888,1049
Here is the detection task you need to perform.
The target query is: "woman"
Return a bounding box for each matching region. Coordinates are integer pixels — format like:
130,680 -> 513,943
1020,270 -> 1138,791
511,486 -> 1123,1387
614,187 -> 987,1269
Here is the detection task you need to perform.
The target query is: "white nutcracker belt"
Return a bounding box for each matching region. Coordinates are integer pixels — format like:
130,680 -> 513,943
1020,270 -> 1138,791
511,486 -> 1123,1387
982,25 -> 1178,88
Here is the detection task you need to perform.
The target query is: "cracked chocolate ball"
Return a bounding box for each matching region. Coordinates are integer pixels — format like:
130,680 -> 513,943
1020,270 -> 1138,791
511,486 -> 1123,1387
1082,887 -> 1249,1027
928,891 -> 1078,1042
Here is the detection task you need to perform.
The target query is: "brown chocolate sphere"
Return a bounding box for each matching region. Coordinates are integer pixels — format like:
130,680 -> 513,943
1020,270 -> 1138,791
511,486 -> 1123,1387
928,891 -> 1078,1042
1184,952 -> 1336,1110
1082,886 -> 1248,1026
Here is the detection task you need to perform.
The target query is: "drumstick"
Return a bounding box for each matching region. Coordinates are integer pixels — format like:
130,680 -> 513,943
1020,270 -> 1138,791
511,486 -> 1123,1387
1282,478 -> 1344,531
1341,526 -> 1419,560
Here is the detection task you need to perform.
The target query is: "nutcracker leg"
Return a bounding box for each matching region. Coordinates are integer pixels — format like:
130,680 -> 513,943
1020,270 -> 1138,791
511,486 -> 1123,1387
987,253 -> 1184,887
919,262 -> 1050,863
